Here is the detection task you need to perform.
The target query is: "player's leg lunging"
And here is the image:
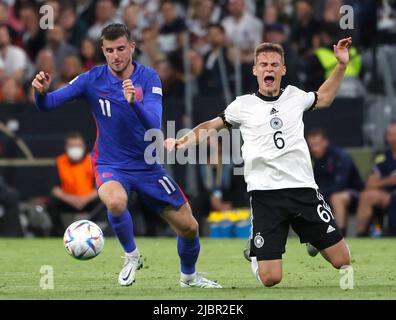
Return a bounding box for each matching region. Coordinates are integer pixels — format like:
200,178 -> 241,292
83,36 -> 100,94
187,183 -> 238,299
98,181 -> 143,286
318,239 -> 351,269
162,203 -> 222,288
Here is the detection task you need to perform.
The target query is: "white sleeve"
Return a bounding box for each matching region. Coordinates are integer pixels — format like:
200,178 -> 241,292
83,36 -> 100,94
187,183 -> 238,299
301,90 -> 318,112
223,98 -> 242,128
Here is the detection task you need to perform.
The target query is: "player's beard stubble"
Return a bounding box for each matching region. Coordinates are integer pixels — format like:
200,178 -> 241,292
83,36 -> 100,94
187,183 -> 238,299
110,55 -> 131,75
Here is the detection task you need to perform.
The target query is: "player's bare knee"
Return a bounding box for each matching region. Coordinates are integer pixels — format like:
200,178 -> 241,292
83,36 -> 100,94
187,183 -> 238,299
331,251 -> 351,269
106,197 -> 127,215
179,219 -> 199,238
258,270 -> 282,287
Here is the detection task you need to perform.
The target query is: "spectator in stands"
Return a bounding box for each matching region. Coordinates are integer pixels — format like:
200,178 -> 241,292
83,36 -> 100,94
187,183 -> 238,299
199,23 -> 233,100
0,175 -> 23,237
0,2 -> 18,44
46,24 -> 78,69
290,0 -> 321,57
35,49 -> 57,81
0,24 -> 28,84
27,48 -> 58,102
221,0 -> 262,94
75,0 -> 97,27
87,0 -> 121,40
79,37 -> 98,71
122,3 -> 144,44
262,4 -> 280,26
221,0 -> 263,62
18,3 -> 47,62
59,1 -> 89,48
302,22 -> 362,91
307,128 -> 363,237
136,27 -> 165,68
45,0 -> 61,24
356,122 -> 396,237
47,132 -> 100,236
187,0 -> 221,56
323,0 -> 343,24
157,0 -> 186,54
56,54 -> 83,88
155,56 -> 184,98
187,47 -> 205,96
377,0 -> 396,44
0,77 -> 25,103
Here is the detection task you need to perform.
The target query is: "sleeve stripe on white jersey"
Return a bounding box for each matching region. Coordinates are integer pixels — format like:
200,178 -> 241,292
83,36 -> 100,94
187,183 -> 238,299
152,87 -> 162,96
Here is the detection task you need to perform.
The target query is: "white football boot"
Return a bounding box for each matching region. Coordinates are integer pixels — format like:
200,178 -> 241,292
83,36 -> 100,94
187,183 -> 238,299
180,272 -> 222,288
118,250 -> 144,286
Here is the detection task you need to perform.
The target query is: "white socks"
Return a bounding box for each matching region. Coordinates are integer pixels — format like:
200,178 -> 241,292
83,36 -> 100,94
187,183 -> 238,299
181,272 -> 197,281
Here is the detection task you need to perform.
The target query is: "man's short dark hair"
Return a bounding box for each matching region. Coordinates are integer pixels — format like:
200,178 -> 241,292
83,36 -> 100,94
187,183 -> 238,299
101,23 -> 131,43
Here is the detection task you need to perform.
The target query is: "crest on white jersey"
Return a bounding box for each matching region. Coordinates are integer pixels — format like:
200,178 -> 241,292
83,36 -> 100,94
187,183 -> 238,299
270,117 -> 283,130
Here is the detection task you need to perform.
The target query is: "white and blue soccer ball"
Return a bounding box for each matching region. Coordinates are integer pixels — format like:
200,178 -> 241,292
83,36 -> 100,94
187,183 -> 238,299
63,220 -> 104,260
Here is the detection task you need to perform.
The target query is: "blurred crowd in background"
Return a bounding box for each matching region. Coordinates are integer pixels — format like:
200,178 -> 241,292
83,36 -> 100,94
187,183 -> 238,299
1,0 -> 396,238
0,0 -> 391,103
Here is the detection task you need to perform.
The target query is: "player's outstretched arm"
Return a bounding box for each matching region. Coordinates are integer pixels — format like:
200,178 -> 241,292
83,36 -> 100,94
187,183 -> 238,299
164,117 -> 225,151
316,37 -> 352,109
32,71 -> 87,111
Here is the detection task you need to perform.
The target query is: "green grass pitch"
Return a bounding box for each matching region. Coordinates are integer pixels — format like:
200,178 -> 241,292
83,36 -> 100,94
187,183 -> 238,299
0,237 -> 395,300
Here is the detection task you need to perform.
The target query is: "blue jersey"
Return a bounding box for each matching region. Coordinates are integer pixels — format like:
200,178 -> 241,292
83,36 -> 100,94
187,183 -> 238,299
35,61 -> 162,171
35,61 -> 187,214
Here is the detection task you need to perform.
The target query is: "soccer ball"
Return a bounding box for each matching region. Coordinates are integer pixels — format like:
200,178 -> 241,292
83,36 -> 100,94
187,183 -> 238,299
63,220 -> 104,260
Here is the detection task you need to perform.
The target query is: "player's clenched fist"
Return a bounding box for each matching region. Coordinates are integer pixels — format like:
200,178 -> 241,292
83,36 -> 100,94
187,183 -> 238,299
123,79 -> 135,104
31,71 -> 51,94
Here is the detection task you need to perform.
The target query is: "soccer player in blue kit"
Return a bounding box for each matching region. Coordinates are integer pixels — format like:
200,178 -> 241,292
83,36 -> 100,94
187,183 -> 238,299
32,23 -> 221,288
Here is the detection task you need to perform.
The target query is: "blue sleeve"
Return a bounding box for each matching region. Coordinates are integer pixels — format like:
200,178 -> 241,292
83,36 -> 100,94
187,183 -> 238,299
132,74 -> 162,130
34,72 -> 89,111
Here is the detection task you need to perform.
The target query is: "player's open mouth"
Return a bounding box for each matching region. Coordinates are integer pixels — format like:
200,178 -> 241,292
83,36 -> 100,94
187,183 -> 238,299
264,75 -> 275,85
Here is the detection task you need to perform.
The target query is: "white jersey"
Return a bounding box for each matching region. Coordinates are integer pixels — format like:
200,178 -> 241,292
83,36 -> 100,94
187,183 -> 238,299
224,85 -> 319,192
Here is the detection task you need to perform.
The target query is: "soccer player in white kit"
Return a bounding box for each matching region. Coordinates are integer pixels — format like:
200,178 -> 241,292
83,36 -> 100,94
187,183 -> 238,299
164,38 -> 352,287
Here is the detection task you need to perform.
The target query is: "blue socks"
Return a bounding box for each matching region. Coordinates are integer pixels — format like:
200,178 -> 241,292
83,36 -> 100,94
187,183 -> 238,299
177,236 -> 200,275
107,210 -> 136,253
108,210 -> 200,273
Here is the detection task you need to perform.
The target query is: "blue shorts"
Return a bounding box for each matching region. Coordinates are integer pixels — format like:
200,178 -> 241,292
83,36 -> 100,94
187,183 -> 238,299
93,165 -> 188,215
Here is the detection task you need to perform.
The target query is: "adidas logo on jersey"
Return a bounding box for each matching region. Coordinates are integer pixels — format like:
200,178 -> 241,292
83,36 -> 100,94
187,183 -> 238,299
270,108 -> 278,115
326,225 -> 336,233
